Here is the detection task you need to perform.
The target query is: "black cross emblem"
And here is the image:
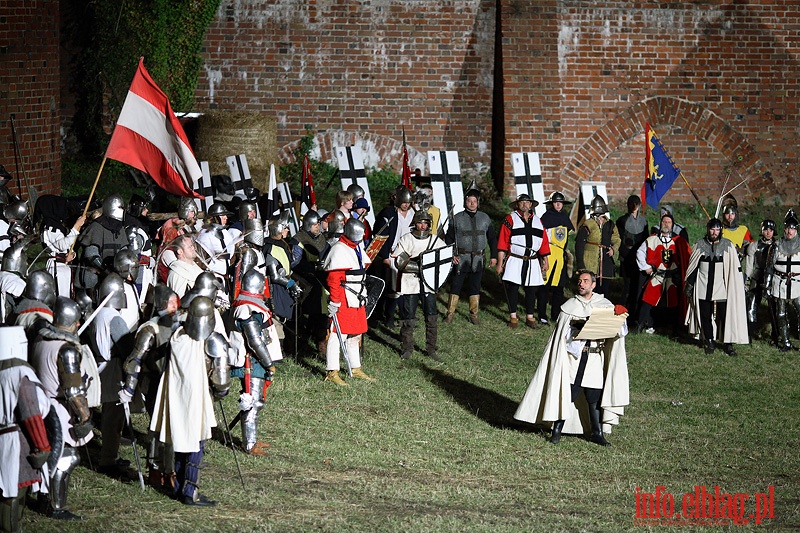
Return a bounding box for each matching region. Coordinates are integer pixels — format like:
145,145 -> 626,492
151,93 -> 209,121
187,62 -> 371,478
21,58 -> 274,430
776,255 -> 799,299
430,151 -> 457,213
230,154 -> 253,195
699,254 -> 724,301
514,153 -> 542,199
339,146 -> 367,185
421,245 -> 454,292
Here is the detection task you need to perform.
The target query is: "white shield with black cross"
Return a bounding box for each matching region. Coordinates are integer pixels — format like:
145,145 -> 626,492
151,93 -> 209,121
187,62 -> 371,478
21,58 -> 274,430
226,154 -> 258,203
195,161 -> 215,216
335,145 -> 376,227
277,182 -> 300,236
579,181 -> 609,222
428,151 -> 464,233
510,152 -> 546,218
420,244 -> 456,293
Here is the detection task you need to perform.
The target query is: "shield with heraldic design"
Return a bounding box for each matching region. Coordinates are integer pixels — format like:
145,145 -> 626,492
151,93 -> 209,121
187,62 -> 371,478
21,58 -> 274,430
363,275 -> 385,318
420,244 -> 456,292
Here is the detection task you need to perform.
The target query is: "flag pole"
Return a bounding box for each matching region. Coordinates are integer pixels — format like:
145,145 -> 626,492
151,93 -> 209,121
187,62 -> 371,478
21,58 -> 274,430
68,157 -> 107,256
679,171 -> 710,220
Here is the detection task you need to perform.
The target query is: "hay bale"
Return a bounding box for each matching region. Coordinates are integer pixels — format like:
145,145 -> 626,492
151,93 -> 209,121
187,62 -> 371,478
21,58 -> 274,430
194,111 -> 278,192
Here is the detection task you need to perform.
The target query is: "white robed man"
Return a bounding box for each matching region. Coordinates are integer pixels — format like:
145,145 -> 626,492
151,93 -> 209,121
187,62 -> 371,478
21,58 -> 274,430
166,235 -> 204,298
150,296 -> 230,507
514,270 -> 629,447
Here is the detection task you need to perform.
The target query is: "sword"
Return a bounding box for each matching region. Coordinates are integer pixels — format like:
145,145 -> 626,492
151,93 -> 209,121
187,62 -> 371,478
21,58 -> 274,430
217,399 -> 246,490
77,291 -> 115,336
121,401 -> 146,492
330,313 -> 352,377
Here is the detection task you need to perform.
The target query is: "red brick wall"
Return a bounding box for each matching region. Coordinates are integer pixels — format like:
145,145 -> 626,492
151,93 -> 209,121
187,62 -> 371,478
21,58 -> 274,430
0,1 -> 61,197
196,0 -> 796,207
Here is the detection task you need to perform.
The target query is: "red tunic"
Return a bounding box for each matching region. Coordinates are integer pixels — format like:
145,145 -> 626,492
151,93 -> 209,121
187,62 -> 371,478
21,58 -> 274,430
326,236 -> 368,335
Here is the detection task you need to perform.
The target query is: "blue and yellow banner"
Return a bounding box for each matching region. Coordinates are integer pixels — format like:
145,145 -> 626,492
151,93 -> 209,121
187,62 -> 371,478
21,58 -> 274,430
642,124 -> 682,209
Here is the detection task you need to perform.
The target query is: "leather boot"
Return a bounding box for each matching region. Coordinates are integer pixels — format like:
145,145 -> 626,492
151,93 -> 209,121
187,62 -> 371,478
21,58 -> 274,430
549,419 -> 565,444
444,294 -> 459,323
588,402 -> 611,447
351,367 -> 376,381
425,314 -> 440,361
468,295 -> 480,325
400,322 -> 415,359
325,370 -> 349,387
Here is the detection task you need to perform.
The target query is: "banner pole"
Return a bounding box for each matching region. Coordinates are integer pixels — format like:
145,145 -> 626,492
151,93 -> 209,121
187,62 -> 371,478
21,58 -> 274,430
679,171 -> 710,220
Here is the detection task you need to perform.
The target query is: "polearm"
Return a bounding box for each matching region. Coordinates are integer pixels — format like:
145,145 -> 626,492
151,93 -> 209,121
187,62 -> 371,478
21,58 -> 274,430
77,291 -> 115,336
679,172 -> 710,220
67,157 -> 109,257
9,114 -> 34,202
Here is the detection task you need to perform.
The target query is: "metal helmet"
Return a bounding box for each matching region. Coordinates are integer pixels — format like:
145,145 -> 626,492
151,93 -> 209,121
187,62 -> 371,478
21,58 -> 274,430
722,204 -> 738,216
761,219 -> 777,233
302,210 -> 321,233
193,272 -> 221,301
244,218 -> 265,246
464,180 -> 480,203
207,203 -> 233,219
267,211 -> 290,239
395,186 -> 413,207
327,211 -> 346,236
184,296 -> 215,341
0,326 -> 29,362
589,195 -> 609,216
347,183 -> 365,200
785,209 -> 799,229
128,194 -> 148,216
52,296 -> 81,329
244,186 -> 260,201
125,226 -> 145,253
24,270 -> 56,307
545,191 -> 567,204
102,193 -> 125,221
3,200 -> 28,221
96,272 -> 126,310
152,284 -> 178,313
238,201 -> 258,222
73,289 -> 94,317
178,197 -> 198,220
241,268 -> 266,295
415,187 -> 432,211
114,249 -> 140,281
343,217 -> 366,244
1,237 -> 30,276
411,209 -> 433,238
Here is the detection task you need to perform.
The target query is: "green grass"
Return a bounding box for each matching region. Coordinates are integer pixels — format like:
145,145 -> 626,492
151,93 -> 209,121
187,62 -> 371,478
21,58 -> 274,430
23,283 -> 800,532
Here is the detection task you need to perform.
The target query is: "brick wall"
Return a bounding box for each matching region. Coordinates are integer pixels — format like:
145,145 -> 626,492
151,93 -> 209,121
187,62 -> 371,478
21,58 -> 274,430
0,1 -> 61,197
196,0 -> 797,207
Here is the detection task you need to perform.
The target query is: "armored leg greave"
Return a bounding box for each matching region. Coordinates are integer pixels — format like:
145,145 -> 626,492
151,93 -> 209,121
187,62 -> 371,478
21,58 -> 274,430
242,378 -> 266,453
776,298 -> 793,350
51,446 -> 80,510
746,287 -> 762,324
176,442 -> 204,499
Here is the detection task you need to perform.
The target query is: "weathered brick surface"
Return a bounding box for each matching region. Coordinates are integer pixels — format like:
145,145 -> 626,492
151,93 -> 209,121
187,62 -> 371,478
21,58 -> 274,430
0,1 -> 61,196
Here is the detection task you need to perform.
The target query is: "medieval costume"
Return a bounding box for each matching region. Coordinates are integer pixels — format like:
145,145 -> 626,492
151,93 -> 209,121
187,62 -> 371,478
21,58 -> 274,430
743,220 -> 777,341
514,272 -> 629,446
537,192 -> 575,324
37,195 -> 84,297
575,196 -> 620,296
684,218 -> 748,355
765,210 -> 800,352
616,195 -> 649,317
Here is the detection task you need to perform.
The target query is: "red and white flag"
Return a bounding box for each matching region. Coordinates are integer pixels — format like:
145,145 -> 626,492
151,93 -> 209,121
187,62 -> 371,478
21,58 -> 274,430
105,58 -> 201,198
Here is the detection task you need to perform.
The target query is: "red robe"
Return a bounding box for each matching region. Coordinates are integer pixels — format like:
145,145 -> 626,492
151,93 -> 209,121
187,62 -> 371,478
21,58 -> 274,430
325,236 -> 369,335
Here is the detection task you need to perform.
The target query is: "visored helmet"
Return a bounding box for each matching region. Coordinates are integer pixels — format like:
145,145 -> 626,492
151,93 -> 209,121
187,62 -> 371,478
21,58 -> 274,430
125,226 -> 146,253
3,200 -> 29,221
415,187 -> 432,211
103,194 -> 125,221
241,268 -> 266,295
1,236 -> 32,276
302,210 -> 321,233
343,217 -> 366,244
96,273 -> 126,310
114,249 -> 140,281
52,296 -> 81,329
24,270 -> 56,307
184,296 -> 215,341
244,218 -> 265,246
267,211 -> 290,238
193,272 -> 221,300
128,194 -> 148,216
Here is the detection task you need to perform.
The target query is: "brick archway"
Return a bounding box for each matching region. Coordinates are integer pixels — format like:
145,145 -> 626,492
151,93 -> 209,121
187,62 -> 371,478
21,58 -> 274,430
560,96 -> 776,200
279,130 -> 427,173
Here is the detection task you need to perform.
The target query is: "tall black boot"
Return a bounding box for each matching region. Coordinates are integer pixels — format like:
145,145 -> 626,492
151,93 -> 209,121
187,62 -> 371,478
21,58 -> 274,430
549,419 -> 565,444
588,402 -> 611,447
400,321 -> 414,359
424,314 -> 440,361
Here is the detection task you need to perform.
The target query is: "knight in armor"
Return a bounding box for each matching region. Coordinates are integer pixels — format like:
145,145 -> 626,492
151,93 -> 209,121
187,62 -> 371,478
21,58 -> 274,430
720,196 -> 752,258
77,193 -> 140,290
118,285 -> 180,488
0,200 -> 31,255
764,210 -> 800,352
684,218 -> 748,355
289,211 -> 330,354
324,218 -> 376,383
743,219 -> 777,341
195,203 -> 235,292
30,299 -> 97,520
0,326 -> 53,531
113,249 -> 142,332
14,271 -> 56,340
36,195 -> 87,297
415,183 -> 440,233
616,195 -> 649,318
86,273 -> 135,477
537,191 -> 575,324
229,269 -> 281,454
262,214 -> 302,351
166,235 -> 204,299
326,209 -> 347,249
392,210 -> 450,361
635,213 -> 691,334
228,200 -> 258,242
0,237 -> 33,324
150,296 -> 230,506
514,270 -> 629,447
124,222 -> 156,306
444,182 -> 497,325
374,186 -> 415,329
155,197 -> 198,283
575,195 -> 620,296
496,194 -> 551,329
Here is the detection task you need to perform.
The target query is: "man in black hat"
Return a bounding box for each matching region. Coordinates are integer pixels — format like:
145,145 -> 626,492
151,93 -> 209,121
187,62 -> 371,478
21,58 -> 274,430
537,191 -> 575,324
443,181 -> 497,324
